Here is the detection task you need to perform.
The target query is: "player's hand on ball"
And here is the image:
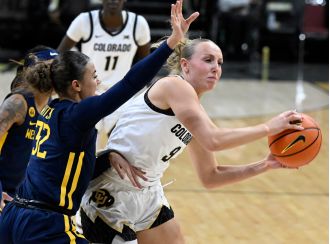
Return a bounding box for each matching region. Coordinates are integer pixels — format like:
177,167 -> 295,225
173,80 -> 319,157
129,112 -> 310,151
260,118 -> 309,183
265,110 -> 304,136
264,153 -> 297,169
268,113 -> 321,168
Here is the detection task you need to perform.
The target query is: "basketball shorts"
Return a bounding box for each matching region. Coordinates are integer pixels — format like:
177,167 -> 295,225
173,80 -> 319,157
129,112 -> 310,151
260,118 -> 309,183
78,174 -> 174,243
0,201 -> 87,243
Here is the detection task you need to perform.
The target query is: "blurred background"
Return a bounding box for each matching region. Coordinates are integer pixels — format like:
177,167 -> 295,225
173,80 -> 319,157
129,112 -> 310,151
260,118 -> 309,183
0,0 -> 328,82
0,0 -> 328,243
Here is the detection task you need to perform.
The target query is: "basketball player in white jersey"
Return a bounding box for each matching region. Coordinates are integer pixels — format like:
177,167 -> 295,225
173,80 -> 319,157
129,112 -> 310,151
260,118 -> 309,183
57,0 -> 151,149
78,30 -> 304,243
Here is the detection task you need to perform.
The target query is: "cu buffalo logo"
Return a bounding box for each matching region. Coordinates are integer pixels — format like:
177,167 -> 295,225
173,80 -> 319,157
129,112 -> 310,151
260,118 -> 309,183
89,189 -> 114,208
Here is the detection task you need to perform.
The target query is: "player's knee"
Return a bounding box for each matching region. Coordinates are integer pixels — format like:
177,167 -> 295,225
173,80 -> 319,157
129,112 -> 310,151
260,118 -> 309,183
171,221 -> 185,244
173,230 -> 185,244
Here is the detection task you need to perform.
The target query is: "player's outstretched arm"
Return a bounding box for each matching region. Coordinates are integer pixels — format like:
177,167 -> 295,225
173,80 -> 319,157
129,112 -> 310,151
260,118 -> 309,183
167,0 -> 199,49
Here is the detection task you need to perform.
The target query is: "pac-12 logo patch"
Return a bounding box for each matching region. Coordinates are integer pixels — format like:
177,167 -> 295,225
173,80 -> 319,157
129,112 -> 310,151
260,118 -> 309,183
89,189 -> 114,208
28,107 -> 36,117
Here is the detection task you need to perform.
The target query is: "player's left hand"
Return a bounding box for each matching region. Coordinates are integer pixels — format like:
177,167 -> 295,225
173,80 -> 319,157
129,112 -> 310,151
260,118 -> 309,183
109,152 -> 148,189
265,110 -> 304,136
167,0 -> 199,48
264,153 -> 298,169
0,192 -> 13,210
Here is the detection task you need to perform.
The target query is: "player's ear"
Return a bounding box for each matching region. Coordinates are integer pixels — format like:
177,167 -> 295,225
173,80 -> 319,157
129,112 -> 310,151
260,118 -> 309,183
180,58 -> 189,73
72,80 -> 81,92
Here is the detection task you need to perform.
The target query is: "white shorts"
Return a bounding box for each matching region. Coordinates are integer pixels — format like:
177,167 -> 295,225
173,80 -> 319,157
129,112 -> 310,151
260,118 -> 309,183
78,170 -> 173,241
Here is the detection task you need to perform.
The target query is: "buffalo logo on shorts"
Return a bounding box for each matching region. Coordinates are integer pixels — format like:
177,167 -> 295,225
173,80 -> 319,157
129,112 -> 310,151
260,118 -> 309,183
89,189 -> 114,208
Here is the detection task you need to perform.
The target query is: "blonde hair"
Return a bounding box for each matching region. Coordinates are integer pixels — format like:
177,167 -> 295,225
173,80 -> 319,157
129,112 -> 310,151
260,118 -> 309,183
152,37 -> 213,75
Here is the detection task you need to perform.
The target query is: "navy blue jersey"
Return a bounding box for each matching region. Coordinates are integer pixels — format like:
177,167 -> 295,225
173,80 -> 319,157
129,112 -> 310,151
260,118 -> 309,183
16,41 -> 173,215
0,91 -> 39,197
18,99 -> 97,215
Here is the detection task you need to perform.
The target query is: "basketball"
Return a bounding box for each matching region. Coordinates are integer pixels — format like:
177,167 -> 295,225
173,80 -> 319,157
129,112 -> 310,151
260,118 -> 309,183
268,113 -> 322,168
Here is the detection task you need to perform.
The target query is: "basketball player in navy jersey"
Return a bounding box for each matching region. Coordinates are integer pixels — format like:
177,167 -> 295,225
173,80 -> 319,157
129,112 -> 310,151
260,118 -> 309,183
0,2 -> 199,243
57,0 -> 152,150
0,46 -> 58,211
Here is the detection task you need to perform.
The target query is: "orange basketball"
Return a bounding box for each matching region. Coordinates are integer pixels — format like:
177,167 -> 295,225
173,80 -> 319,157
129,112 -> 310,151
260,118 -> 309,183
268,113 -> 322,168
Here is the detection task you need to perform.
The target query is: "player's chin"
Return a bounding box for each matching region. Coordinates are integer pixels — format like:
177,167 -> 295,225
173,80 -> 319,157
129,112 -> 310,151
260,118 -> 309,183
206,80 -> 217,90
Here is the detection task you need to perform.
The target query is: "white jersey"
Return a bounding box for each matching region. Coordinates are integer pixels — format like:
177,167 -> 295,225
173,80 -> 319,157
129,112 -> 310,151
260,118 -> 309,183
78,86 -> 192,235
66,9 -> 151,93
102,88 -> 193,187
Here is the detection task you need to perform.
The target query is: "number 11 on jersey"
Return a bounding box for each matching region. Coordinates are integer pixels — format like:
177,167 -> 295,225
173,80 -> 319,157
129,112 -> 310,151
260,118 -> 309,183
105,56 -> 119,71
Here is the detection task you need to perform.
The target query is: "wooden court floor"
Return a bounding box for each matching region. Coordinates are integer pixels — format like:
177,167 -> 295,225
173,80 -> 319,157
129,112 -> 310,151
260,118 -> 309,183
162,108 -> 328,244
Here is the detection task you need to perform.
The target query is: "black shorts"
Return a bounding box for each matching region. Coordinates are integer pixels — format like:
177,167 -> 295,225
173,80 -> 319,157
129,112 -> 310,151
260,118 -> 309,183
80,205 -> 174,243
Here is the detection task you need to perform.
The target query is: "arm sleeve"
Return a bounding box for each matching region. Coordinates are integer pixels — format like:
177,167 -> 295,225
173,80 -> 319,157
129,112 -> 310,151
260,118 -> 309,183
72,41 -> 173,130
66,12 -> 91,42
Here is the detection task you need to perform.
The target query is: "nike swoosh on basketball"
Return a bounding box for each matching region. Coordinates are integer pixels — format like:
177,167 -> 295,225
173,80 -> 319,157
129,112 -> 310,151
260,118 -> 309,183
281,135 -> 306,154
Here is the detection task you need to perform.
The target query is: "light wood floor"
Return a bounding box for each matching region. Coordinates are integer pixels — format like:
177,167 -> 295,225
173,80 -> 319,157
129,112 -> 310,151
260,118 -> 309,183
162,108 -> 328,244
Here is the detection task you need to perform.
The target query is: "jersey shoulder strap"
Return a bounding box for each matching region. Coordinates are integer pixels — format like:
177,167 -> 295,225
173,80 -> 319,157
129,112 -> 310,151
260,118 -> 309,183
133,13 -> 138,46
82,10 -> 94,43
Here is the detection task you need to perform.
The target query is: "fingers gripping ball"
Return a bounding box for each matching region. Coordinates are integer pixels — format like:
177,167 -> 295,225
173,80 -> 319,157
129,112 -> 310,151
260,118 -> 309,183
268,113 -> 322,168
